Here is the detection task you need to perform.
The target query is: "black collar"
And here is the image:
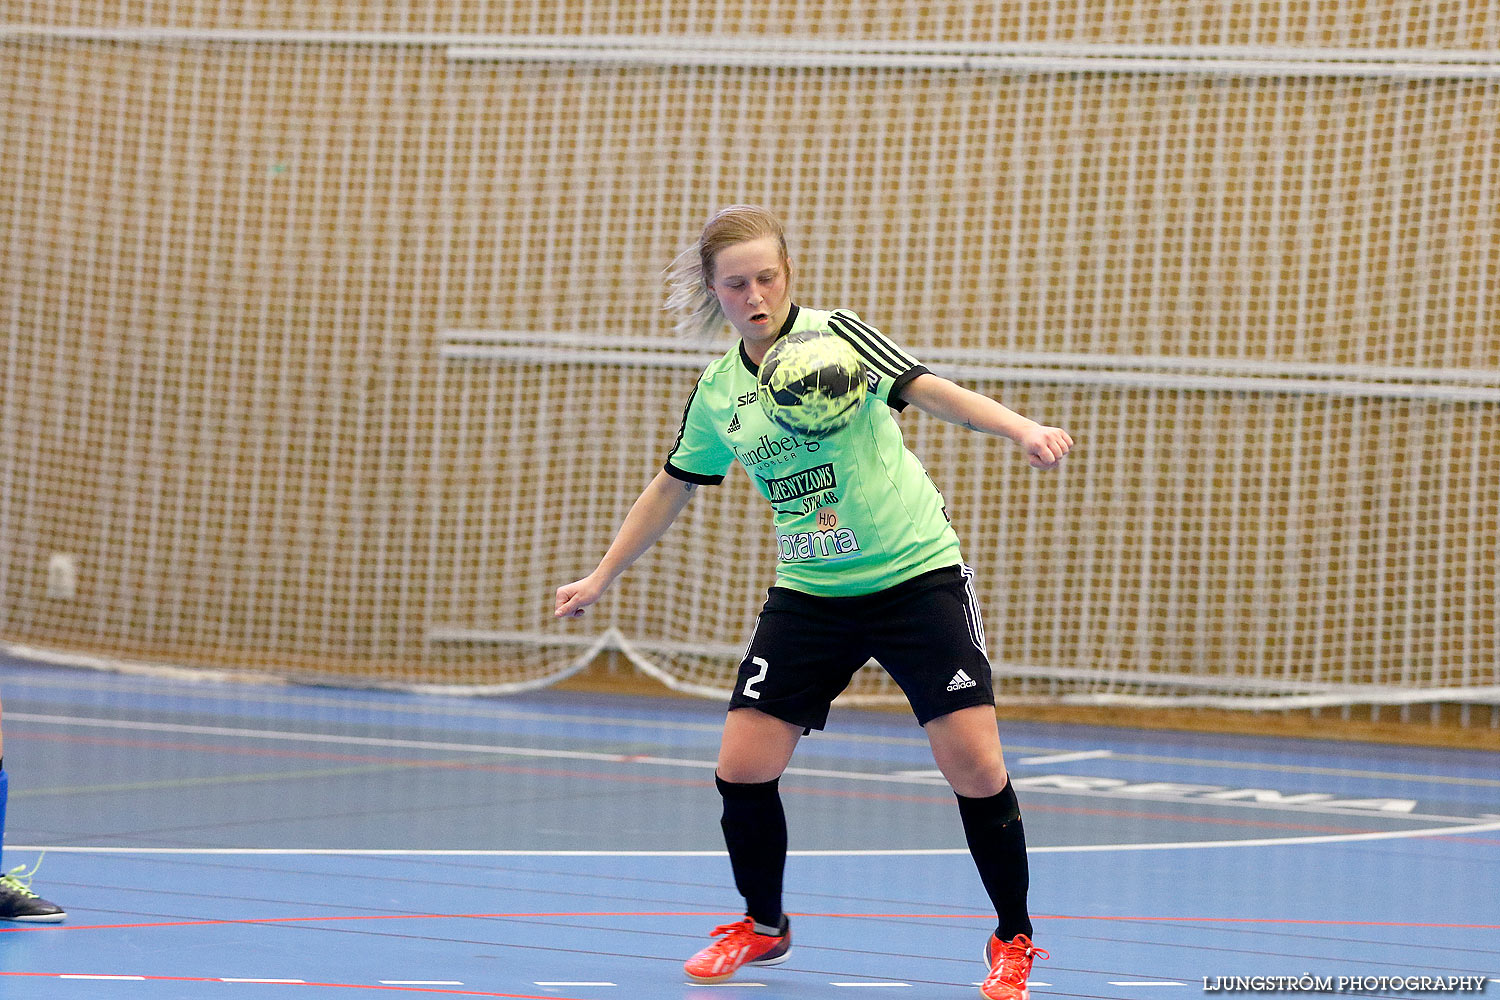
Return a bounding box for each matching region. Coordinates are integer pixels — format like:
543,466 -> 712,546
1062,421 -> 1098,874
777,302 -> 801,339
738,303 -> 800,376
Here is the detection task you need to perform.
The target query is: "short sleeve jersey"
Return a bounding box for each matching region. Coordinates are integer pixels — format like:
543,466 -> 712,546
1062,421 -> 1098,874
664,304 -> 963,597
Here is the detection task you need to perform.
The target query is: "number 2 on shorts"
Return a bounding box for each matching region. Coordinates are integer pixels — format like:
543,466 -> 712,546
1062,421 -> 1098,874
742,656 -> 769,700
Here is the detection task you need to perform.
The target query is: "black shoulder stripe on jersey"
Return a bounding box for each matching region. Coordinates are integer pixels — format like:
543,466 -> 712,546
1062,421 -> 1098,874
666,381 -> 702,463
664,381 -> 727,485
827,314 -> 917,379
832,311 -> 921,370
827,320 -> 903,379
828,313 -> 906,374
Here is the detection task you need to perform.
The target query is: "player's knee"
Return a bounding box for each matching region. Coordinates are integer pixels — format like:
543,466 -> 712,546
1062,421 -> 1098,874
927,718 -> 1007,796
942,756 -> 1008,799
716,760 -> 788,784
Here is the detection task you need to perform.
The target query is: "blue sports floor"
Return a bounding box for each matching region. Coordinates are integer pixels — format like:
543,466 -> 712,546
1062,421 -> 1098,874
1,656 -> 1496,999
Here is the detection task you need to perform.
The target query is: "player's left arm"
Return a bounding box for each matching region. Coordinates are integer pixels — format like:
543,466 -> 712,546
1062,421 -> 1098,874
899,372 -> 1073,469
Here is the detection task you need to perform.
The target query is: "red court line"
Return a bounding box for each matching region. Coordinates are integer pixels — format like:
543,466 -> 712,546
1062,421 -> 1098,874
0,973 -> 586,999
1040,913 -> 1500,930
820,912 -> 1500,930
8,909 -> 1497,934
0,911 -> 741,934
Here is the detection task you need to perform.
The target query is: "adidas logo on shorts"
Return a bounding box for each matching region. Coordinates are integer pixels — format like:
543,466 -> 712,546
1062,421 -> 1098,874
946,669 -> 977,692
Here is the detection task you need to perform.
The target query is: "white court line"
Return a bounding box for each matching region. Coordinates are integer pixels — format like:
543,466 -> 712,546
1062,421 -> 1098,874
1017,749 -> 1113,765
831,983 -> 910,987
16,816 -> 1500,858
1109,981 -> 1186,987
8,712 -> 1485,824
381,982 -> 465,986
534,983 -> 616,987
4,712 -> 670,765
221,979 -> 306,984
8,674 -> 1498,789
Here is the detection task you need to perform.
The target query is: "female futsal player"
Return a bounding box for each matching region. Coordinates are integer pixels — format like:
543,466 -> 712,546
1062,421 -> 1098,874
555,205 -> 1070,1000
0,699 -> 66,921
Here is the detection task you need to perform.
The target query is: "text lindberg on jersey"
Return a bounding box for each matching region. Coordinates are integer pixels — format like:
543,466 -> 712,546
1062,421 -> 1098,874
732,432 -> 822,467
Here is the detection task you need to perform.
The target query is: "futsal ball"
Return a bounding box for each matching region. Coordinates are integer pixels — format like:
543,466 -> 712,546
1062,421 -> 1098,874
758,329 -> 867,439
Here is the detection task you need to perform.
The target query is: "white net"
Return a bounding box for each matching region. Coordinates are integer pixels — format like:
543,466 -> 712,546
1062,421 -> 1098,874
2,3 -> 1498,711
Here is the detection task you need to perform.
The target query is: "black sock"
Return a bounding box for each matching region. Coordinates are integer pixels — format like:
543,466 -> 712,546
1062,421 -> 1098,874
717,774 -> 788,930
956,779 -> 1033,941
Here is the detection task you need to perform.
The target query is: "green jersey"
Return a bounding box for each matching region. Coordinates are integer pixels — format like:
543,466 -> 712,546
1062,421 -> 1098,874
664,304 -> 963,597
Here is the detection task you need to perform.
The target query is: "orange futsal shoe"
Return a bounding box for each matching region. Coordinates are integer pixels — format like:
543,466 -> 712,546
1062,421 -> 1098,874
980,933 -> 1048,1000
683,916 -> 791,983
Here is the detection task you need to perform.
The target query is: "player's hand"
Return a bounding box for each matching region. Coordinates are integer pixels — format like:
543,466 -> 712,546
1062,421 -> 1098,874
555,575 -> 606,618
1019,424 -> 1073,469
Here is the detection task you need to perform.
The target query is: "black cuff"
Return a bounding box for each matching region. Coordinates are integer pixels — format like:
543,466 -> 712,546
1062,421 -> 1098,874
887,365 -> 930,411
664,462 -> 724,486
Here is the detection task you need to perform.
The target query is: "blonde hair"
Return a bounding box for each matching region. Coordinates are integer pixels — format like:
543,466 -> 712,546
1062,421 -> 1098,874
663,204 -> 791,340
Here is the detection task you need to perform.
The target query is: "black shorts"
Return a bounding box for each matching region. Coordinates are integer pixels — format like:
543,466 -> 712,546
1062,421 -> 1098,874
728,564 -> 995,731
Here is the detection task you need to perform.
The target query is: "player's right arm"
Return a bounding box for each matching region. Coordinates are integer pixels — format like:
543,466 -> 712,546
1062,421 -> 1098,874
554,470 -> 700,618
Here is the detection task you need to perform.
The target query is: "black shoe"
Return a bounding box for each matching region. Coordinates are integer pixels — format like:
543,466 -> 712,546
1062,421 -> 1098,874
0,865 -> 66,922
